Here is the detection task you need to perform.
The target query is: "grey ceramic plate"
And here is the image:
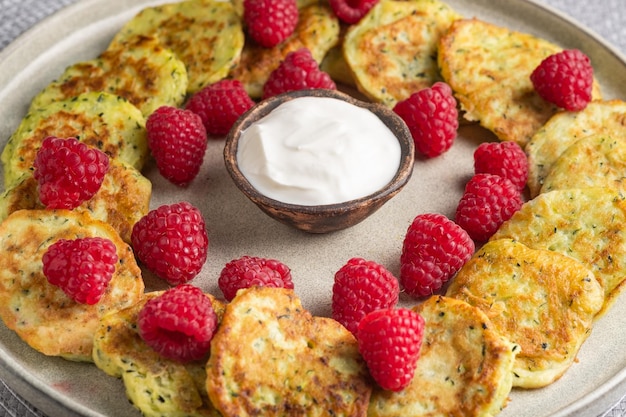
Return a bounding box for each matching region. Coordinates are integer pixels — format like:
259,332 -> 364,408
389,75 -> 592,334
0,0 -> 625,416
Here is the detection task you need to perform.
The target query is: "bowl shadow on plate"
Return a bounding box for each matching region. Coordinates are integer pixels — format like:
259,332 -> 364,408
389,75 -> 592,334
223,89 -> 416,234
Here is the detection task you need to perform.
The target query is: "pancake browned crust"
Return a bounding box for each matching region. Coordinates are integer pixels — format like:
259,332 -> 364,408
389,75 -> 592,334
447,239 -> 603,388
438,18 -> 602,147
491,188 -> 626,315
229,3 -> 340,99
343,0 -> 462,107
206,286 -> 371,417
540,135 -> 626,194
0,209 -> 144,361
525,99 -> 626,197
29,35 -> 188,117
368,295 -> 517,417
0,159 -> 151,243
93,291 -> 226,417
1,91 -> 147,188
110,0 -> 244,94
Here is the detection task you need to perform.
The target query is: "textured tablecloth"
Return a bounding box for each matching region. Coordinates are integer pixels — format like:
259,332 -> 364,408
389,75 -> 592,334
0,0 -> 625,416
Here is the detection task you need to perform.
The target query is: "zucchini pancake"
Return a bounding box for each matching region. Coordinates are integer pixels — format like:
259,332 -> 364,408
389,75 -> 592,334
110,0 -> 244,94
0,209 -> 143,361
0,158 -> 151,244
368,296 -> 518,417
1,91 -> 148,188
29,34 -> 188,117
447,239 -> 603,388
206,287 -> 372,417
93,291 -> 226,417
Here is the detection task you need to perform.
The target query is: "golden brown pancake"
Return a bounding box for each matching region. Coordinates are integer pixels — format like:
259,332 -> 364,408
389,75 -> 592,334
343,0 -> 461,107
438,18 -> 602,147
0,158 -> 151,243
29,35 -> 188,117
0,209 -> 144,361
526,99 -> 626,197
540,135 -> 626,194
109,0 -> 244,93
93,291 -> 226,417
1,91 -> 147,188
491,187 -> 626,315
447,239 -> 603,388
206,286 -> 371,417
368,295 -> 518,417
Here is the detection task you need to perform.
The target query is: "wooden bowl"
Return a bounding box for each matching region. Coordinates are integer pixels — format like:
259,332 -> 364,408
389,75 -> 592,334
223,89 -> 415,233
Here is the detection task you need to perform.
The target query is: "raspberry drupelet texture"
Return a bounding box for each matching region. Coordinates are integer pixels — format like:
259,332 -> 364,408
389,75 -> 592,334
262,48 -> 337,99
42,237 -> 118,305
393,82 -> 459,158
131,202 -> 209,286
33,136 -> 109,210
455,173 -> 524,242
137,284 -> 217,363
331,257 -> 399,336
244,0 -> 299,48
146,106 -> 207,187
473,141 -> 529,191
530,49 -> 593,112
400,213 -> 474,299
218,255 -> 293,301
357,308 -> 425,392
185,79 -> 255,137
329,0 -> 379,24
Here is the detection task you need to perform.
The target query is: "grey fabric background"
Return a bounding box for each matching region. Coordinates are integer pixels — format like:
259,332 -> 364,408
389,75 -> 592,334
0,0 -> 624,416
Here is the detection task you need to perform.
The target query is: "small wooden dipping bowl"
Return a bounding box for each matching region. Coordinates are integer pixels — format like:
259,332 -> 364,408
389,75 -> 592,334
223,89 -> 415,234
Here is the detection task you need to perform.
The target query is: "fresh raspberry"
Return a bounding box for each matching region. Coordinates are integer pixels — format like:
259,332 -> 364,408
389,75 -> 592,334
331,257 -> 399,336
185,79 -> 255,137
218,255 -> 293,301
137,284 -> 217,363
473,141 -> 528,191
455,173 -> 524,242
33,136 -> 109,210
400,213 -> 474,299
42,237 -> 118,305
131,202 -> 209,286
329,0 -> 378,24
530,49 -> 593,111
393,82 -> 459,158
262,48 -> 337,99
146,106 -> 207,187
357,308 -> 425,392
244,0 -> 299,48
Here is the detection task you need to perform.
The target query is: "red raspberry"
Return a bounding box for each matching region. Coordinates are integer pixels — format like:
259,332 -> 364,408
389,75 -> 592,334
455,173 -> 524,242
218,255 -> 293,301
393,82 -> 459,158
33,136 -> 109,209
137,284 -> 217,363
329,0 -> 379,24
131,202 -> 209,286
244,0 -> 299,48
357,308 -> 425,392
42,237 -> 118,305
262,48 -> 337,99
400,213 -> 474,299
185,79 -> 255,137
146,106 -> 207,187
331,257 -> 399,336
530,49 -> 593,111
474,141 -> 528,191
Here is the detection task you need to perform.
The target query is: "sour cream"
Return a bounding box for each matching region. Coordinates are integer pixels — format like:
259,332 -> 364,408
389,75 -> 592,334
237,96 -> 401,206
